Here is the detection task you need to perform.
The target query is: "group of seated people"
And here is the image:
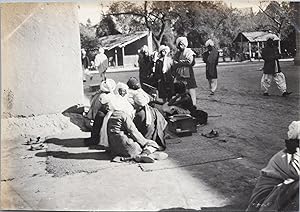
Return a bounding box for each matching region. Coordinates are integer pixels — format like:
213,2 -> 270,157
84,77 -> 207,163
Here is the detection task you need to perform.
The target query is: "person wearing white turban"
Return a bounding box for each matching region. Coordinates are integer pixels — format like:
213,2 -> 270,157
154,45 -> 174,102
105,92 -> 162,163
133,92 -> 168,152
173,36 -> 197,106
138,45 -> 156,91
246,121 -> 299,212
94,46 -> 109,81
202,38 -> 219,96
84,79 -> 116,146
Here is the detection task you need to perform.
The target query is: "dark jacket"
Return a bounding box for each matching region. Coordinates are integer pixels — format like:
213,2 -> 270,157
202,47 -> 219,79
261,46 -> 281,74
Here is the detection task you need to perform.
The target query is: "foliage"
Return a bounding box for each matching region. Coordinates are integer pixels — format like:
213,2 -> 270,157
96,16 -> 121,37
79,22 -> 98,54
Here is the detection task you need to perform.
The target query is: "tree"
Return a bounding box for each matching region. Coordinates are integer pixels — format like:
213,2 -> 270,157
96,15 -> 121,37
105,1 -> 179,49
256,1 -> 296,52
80,22 -> 98,58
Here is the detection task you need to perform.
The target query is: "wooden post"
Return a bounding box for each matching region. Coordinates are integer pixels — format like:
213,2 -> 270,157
248,42 -> 252,61
121,47 -> 125,67
257,42 -> 261,59
114,48 -> 118,67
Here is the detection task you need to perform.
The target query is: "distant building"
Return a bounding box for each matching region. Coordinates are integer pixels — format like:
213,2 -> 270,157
233,31 -> 280,60
97,31 -> 153,68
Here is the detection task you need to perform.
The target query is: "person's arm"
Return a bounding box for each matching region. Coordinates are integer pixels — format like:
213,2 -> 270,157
171,94 -> 191,107
177,54 -> 195,66
216,51 -> 219,65
94,54 -> 100,67
123,113 -> 149,147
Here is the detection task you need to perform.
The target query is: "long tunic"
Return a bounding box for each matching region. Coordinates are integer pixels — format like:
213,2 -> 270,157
107,110 -> 151,157
202,47 -> 219,79
138,54 -> 155,89
173,48 -> 197,89
261,46 -> 281,74
134,106 -> 167,150
154,57 -> 174,99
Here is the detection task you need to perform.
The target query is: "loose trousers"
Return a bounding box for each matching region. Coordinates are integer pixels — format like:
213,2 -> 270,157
208,79 -> 217,93
261,73 -> 287,94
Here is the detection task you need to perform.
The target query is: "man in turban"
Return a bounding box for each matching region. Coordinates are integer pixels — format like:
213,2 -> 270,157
84,79 -> 116,146
261,36 -> 292,97
94,47 -> 109,81
154,45 -> 174,102
202,39 -> 219,96
173,37 -> 197,106
246,121 -> 299,211
138,45 -> 156,91
133,92 -> 168,151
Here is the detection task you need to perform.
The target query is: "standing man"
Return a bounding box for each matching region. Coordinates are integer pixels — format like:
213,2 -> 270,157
81,49 -> 90,82
138,45 -> 155,91
94,47 -> 109,81
202,39 -> 219,96
173,37 -> 197,106
261,36 -> 292,97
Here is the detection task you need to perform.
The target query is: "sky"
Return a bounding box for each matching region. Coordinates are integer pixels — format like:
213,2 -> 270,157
78,0 -> 280,24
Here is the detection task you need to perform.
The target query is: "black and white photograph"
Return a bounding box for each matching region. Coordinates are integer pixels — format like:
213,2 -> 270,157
1,0 -> 299,211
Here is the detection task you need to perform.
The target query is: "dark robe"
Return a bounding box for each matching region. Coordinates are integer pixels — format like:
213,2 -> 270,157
203,47 -> 219,79
261,46 -> 281,74
134,106 -> 167,149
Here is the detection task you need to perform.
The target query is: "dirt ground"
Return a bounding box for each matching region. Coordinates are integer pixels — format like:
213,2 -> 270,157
1,60 -> 299,211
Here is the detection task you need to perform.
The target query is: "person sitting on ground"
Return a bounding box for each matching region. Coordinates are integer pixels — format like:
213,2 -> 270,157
163,81 -> 208,125
101,94 -> 165,163
126,77 -> 154,105
246,121 -> 299,212
133,92 -> 168,151
84,79 -> 116,146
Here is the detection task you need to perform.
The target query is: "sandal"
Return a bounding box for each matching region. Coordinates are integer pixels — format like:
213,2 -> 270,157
201,130 -> 219,138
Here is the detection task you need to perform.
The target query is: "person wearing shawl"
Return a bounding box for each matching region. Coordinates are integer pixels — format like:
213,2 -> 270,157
126,77 -> 153,105
133,92 -> 168,151
246,121 -> 299,212
94,47 -> 109,81
202,39 -> 219,96
173,37 -> 197,106
105,93 -> 162,163
260,36 -> 292,97
138,45 -> 156,91
154,45 -> 175,102
84,79 -> 116,146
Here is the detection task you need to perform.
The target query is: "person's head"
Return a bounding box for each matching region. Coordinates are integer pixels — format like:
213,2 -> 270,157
286,121 -> 300,154
174,81 -> 187,94
265,35 -> 275,47
99,47 -> 105,54
127,77 -> 141,90
205,39 -> 214,51
176,37 -> 188,52
100,78 -> 116,93
159,45 -> 170,57
133,92 -> 150,110
139,45 -> 149,56
81,49 -> 86,56
114,82 -> 129,97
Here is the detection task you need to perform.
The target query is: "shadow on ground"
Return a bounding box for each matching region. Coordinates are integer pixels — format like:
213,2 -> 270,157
62,105 -> 91,132
35,150 -> 111,160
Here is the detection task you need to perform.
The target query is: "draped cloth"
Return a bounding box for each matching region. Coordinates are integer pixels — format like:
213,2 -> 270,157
203,47 -> 219,80
246,149 -> 299,212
